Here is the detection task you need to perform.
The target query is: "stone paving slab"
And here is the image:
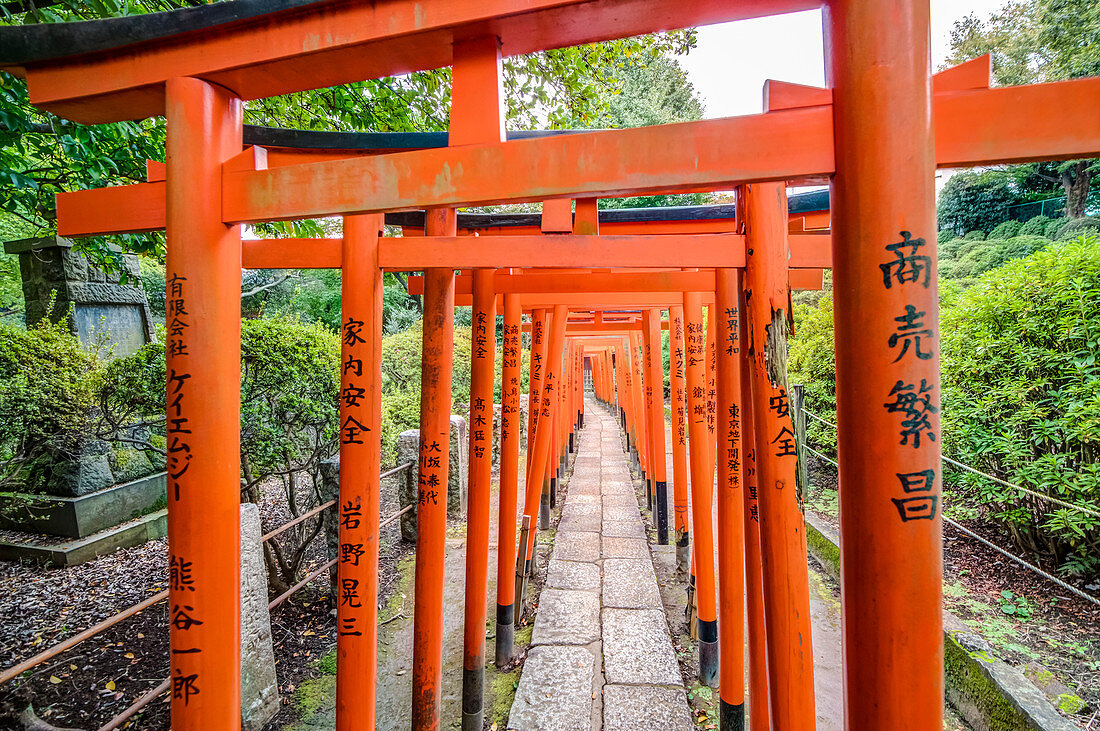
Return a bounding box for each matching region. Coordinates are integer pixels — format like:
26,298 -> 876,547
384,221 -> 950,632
602,558 -> 662,609
601,483 -> 635,497
531,589 -> 600,646
601,536 -> 649,559
554,531 -> 600,562
601,520 -> 645,539
560,513 -> 602,532
508,646 -> 596,731
602,608 -> 682,685
562,501 -> 601,514
547,560 -> 601,591
603,505 -> 641,521
601,494 -> 639,507
602,686 -> 694,731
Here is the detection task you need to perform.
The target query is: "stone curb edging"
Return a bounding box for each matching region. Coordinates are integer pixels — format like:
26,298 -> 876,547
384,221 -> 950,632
804,512 -> 1077,731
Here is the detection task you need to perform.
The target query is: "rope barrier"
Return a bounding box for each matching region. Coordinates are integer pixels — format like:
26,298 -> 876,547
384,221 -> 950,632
802,408 -> 1100,519
799,408 -> 1100,608
1,462 -> 416,688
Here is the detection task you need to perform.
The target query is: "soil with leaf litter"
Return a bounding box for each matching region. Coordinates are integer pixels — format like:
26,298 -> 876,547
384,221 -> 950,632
806,456 -> 1100,727
0,475 -> 412,730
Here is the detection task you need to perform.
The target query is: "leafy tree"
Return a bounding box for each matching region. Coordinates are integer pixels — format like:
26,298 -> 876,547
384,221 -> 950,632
596,55 -> 711,210
941,236 -> 1100,578
1,1 -> 695,262
945,0 -> 1100,217
936,170 -> 1019,235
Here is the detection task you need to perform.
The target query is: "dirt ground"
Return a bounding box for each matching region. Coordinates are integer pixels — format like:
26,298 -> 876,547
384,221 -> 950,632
0,473 -> 409,730
804,455 -> 1100,727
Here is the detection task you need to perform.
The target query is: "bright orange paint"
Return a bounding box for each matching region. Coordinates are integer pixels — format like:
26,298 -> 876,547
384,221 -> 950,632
337,213 -> 384,730
163,76 -> 242,731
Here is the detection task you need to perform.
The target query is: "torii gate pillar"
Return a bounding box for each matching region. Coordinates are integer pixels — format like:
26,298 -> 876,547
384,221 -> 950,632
827,2 -> 944,729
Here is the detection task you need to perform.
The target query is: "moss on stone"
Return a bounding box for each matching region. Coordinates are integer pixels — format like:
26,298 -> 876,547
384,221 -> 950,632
291,674 -> 336,718
316,648 -> 338,676
1055,693 -> 1086,715
486,664 -> 522,728
804,521 -> 840,579
943,633 -> 1028,731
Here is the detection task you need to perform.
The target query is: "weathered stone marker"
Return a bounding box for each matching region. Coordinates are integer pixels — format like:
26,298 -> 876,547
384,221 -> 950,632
239,503 -> 280,730
5,236 -> 155,359
396,417 -> 469,541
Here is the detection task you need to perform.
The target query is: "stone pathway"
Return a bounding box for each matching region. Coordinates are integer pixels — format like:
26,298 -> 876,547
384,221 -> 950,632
508,403 -> 693,731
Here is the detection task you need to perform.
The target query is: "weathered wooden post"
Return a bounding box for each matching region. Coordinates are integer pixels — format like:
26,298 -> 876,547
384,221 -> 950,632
164,76 -> 243,730
669,304 -> 691,571
411,211 -> 456,729
827,3 -> 944,728
496,293 -> 522,666
684,291 -> 718,686
715,268 -> 746,729
337,213 -> 384,730
743,181 -> 816,729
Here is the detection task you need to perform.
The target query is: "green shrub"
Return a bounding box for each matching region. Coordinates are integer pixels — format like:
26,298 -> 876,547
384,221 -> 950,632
988,219 -> 1022,239
1056,216 -> 1100,241
789,294 -> 837,457
1001,235 -> 1052,263
964,230 -> 986,240
939,237 -> 968,258
1043,217 -> 1066,239
941,235 -> 1100,579
1018,215 -> 1051,236
0,319 -> 97,485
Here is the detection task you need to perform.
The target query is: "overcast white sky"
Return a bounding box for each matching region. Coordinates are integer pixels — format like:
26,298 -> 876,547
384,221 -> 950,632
678,0 -> 1010,119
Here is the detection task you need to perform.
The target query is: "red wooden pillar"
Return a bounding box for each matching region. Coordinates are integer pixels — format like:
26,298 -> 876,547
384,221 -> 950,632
522,305 -> 569,562
463,268 -> 496,729
715,269 -> 746,729
743,182 -> 815,730
644,308 -> 669,544
411,212 -> 456,730
630,330 -> 649,484
827,4 -> 943,729
740,283 -> 771,731
337,214 -> 384,730
669,304 -> 691,570
496,294 -> 522,666
164,77 -> 242,731
684,291 -> 718,686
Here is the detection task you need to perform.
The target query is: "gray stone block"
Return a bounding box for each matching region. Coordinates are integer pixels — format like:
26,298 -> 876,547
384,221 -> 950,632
602,521 -> 645,539
559,512 -> 601,532
603,685 -> 693,731
531,589 -> 600,646
602,494 -> 640,508
508,646 -> 595,731
602,608 -> 681,685
547,560 -> 600,591
239,504 -> 280,730
602,536 -> 649,559
449,415 -> 468,519
0,471 -> 166,538
396,429 -> 420,542
553,531 -> 600,562
602,559 -> 661,608
603,505 -> 641,522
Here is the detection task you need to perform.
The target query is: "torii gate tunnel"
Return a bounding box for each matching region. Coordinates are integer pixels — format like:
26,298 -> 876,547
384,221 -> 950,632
4,1 -> 1099,729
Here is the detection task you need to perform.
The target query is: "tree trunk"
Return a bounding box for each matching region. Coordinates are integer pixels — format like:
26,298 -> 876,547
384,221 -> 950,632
1062,161 -> 1092,218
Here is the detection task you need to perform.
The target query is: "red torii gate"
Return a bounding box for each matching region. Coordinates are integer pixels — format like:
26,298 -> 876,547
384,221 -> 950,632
4,1 -> 1100,730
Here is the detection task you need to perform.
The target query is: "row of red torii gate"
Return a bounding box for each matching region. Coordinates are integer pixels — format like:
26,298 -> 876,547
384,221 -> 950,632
3,0 -> 1099,729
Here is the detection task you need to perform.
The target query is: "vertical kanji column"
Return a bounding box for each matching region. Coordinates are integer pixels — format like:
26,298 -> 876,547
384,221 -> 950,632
164,77 -> 242,730
644,308 -> 669,544
740,282 -> 770,731
743,182 -> 815,729
715,269 -> 746,729
684,291 -> 718,686
496,294 -> 522,666
522,305 -> 569,565
337,213 -> 384,729
411,211 -> 456,730
826,4 -> 943,729
464,269 -> 496,729
451,35 -> 506,731
630,330 -> 649,485
669,304 -> 691,571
